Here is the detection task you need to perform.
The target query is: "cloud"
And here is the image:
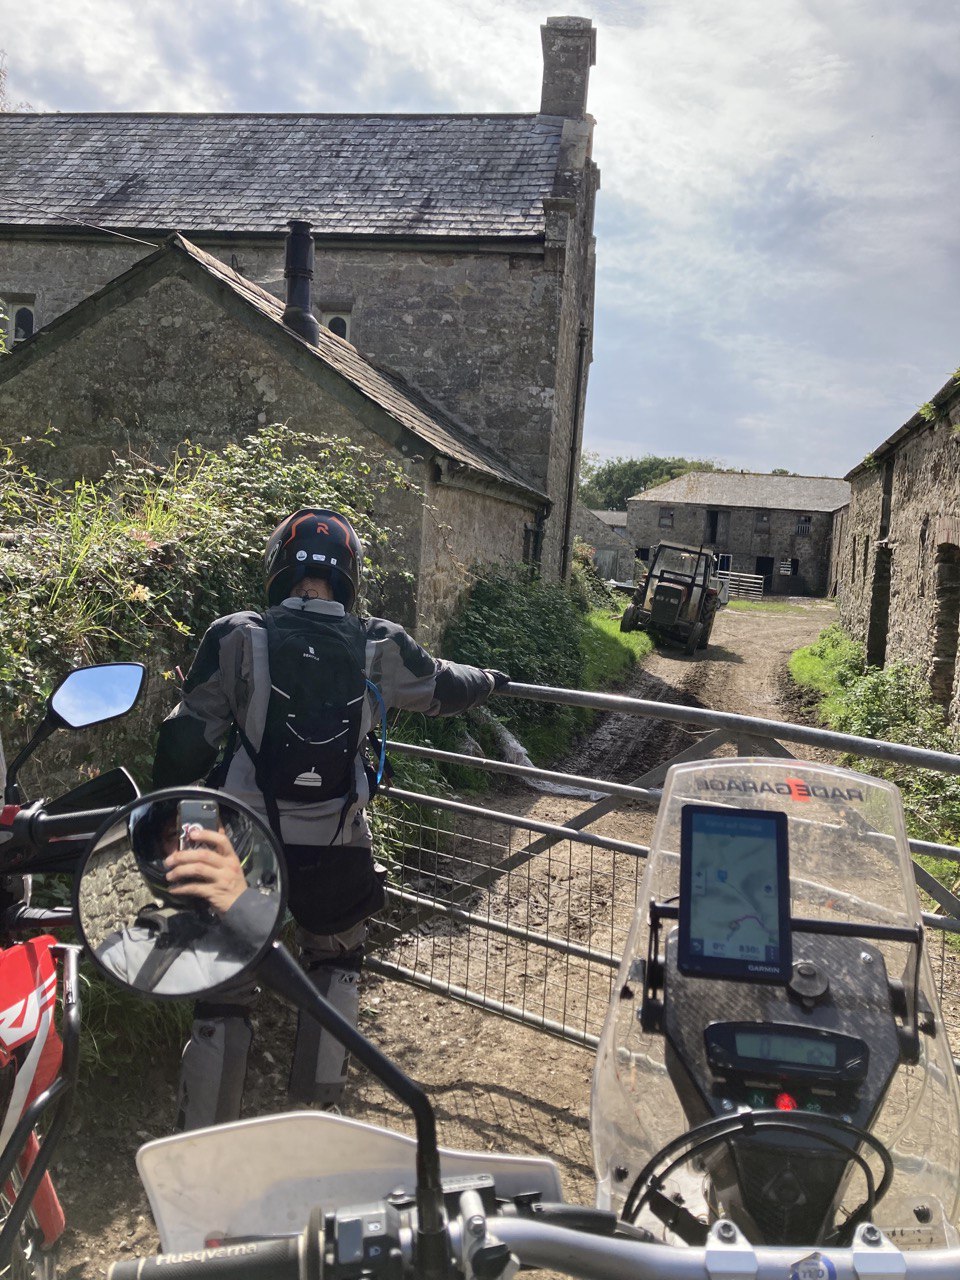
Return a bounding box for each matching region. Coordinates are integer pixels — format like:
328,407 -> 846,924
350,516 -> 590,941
4,0 -> 960,476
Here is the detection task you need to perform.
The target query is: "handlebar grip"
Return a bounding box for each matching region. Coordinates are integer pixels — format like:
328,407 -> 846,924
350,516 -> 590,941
108,1236 -> 301,1280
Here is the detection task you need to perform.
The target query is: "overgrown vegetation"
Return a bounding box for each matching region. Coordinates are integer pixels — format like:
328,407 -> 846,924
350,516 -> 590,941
441,545 -> 651,763
789,624 -> 960,854
0,423 -> 411,742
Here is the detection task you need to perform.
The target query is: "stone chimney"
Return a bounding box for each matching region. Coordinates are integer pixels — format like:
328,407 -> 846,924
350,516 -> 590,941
539,16 -> 596,119
282,219 -> 320,345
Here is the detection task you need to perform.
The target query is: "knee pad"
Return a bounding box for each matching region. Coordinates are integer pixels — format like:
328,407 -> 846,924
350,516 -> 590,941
176,1010 -> 253,1132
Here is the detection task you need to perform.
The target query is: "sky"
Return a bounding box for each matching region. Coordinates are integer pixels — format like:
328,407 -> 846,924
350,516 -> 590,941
4,0 -> 960,479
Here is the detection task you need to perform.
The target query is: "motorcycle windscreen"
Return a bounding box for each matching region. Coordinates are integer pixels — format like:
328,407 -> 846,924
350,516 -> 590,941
137,1111 -> 564,1252
591,757 -> 960,1247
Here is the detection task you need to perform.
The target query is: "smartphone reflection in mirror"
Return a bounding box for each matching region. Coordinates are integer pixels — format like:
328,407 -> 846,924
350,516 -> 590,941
79,798 -> 282,997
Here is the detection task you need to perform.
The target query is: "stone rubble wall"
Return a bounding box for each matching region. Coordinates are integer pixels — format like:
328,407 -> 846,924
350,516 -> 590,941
0,271 -> 539,641
837,383 -> 960,714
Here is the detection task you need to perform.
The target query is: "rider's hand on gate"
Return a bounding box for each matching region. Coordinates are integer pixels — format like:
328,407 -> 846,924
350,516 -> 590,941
164,827 -> 247,915
485,669 -> 511,692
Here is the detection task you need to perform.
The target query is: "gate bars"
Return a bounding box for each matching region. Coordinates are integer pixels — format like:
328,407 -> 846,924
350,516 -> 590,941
365,682 -> 960,1051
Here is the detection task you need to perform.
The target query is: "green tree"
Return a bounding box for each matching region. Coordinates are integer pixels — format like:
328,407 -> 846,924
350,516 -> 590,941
578,454 -> 721,510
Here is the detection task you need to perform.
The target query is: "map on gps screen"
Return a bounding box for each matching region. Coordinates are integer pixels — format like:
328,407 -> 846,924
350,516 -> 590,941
679,806 -> 790,979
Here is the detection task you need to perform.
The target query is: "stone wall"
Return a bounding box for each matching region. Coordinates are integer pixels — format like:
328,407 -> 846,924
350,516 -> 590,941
626,499 -> 835,596
838,382 -> 960,713
420,480 -> 535,650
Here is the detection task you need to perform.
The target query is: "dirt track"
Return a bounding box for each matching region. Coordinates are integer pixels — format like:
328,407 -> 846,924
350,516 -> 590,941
56,600 -> 840,1273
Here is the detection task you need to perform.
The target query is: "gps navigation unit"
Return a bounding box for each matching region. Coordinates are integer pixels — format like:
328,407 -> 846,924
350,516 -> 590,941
677,804 -> 791,983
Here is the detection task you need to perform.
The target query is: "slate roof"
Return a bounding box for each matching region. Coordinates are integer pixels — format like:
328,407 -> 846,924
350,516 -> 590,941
629,472 -> 850,512
0,113 -> 565,238
0,232 -> 547,506
591,509 -> 628,528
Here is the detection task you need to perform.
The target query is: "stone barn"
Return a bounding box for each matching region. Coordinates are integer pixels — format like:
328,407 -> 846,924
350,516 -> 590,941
626,471 -> 849,597
571,504 -> 633,580
836,369 -> 960,712
0,16 -> 599,587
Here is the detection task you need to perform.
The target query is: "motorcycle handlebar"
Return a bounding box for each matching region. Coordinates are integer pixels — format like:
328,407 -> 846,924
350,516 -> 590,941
104,1207 -> 960,1280
108,1236 -> 301,1280
31,807 -> 116,839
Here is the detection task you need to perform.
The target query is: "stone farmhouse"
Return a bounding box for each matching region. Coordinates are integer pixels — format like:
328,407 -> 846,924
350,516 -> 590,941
835,369 -> 960,712
0,16 -> 599,638
626,471 -> 850,597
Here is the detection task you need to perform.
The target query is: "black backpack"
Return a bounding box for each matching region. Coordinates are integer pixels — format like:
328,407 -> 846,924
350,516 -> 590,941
233,607 -> 384,839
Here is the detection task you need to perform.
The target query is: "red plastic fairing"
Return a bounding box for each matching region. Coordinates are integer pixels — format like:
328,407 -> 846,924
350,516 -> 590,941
0,937 -> 66,1246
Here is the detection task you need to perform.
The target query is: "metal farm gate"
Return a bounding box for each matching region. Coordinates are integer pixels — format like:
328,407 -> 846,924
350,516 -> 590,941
366,683 -> 960,1053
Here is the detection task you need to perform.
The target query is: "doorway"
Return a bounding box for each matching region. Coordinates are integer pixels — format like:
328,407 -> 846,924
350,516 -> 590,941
866,547 -> 892,667
931,544 -> 960,707
755,556 -> 774,593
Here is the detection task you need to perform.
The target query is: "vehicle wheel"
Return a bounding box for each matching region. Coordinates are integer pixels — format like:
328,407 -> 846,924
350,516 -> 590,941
696,609 -> 716,650
620,604 -> 639,633
684,623 -> 702,655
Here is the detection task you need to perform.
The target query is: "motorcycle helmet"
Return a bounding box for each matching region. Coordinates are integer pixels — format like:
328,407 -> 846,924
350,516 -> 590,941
128,799 -> 279,909
128,799 -> 182,907
263,508 -> 363,610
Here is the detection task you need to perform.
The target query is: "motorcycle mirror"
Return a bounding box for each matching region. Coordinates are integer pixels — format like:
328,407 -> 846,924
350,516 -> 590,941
4,663 -> 148,805
74,789 -> 286,999
47,663 -> 146,730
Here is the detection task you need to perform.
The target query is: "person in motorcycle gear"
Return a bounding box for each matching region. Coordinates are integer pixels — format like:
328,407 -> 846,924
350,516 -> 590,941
96,804 -> 280,995
153,506 -> 508,1130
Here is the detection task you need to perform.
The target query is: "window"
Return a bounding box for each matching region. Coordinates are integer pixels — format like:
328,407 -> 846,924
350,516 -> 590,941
779,558 -> 799,576
320,311 -> 351,341
796,514 -> 812,536
755,509 -> 770,532
658,507 -> 674,529
1,294 -> 36,348
717,553 -> 732,572
523,521 -> 544,566
637,546 -> 650,562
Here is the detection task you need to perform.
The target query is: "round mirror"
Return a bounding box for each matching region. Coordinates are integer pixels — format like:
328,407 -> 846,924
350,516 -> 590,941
49,663 -> 146,729
75,789 -> 286,999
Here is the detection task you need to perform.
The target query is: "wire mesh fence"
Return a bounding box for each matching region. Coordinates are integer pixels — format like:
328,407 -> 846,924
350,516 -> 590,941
368,799 -> 646,1047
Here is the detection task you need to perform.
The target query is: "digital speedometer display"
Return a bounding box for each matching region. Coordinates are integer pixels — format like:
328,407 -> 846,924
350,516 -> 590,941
704,1022 -> 869,1085
734,1030 -> 837,1069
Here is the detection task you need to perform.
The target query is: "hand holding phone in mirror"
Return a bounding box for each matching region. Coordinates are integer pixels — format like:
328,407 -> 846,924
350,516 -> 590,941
167,801 -> 247,915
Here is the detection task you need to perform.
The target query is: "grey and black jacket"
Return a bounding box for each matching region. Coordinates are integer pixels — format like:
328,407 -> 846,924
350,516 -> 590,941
153,597 -> 495,851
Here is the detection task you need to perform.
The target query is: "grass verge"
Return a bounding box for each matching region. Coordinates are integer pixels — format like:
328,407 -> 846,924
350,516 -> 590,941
788,622 -> 960,921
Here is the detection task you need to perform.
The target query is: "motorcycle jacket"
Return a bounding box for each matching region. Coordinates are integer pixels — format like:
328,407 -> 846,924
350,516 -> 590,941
153,597 -> 496,848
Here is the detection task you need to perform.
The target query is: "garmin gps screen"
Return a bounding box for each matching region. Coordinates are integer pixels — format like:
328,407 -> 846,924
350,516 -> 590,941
678,805 -> 791,982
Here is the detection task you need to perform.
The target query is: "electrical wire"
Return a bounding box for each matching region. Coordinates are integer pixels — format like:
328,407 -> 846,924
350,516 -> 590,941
622,1108 -> 894,1243
0,192 -> 161,248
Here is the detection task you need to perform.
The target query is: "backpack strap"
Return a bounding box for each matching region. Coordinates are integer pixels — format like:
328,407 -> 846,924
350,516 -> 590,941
129,905 -> 207,991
